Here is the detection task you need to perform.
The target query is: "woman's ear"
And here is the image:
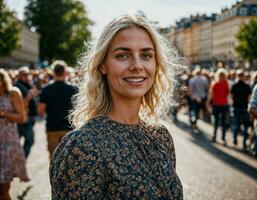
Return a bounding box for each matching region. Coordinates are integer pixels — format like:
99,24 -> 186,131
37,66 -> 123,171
99,64 -> 107,75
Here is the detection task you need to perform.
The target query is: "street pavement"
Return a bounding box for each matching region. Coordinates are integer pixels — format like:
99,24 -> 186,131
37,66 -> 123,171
171,114 -> 257,200
10,114 -> 257,200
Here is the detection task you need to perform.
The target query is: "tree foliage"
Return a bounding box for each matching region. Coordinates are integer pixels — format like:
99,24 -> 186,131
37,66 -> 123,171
0,0 -> 19,56
24,0 -> 92,65
235,18 -> 257,65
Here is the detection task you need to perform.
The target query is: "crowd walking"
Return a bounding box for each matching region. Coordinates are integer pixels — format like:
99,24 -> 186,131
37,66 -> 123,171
0,64 -> 77,199
0,20 -> 257,200
1,60 -> 257,199
178,67 -> 257,156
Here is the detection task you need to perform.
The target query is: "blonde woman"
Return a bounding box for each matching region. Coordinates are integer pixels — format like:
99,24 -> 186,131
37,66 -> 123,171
0,69 -> 29,200
50,15 -> 183,199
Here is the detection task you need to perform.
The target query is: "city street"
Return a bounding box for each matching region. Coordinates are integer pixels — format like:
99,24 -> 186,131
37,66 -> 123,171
10,114 -> 257,200
2,0 -> 257,199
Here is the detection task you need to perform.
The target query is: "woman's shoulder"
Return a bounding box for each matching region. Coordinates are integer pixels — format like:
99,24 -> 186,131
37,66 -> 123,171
8,87 -> 23,102
58,123 -> 102,148
10,87 -> 22,97
53,118 -> 108,153
50,125 -> 105,171
143,121 -> 170,135
142,121 -> 173,142
149,122 -> 176,159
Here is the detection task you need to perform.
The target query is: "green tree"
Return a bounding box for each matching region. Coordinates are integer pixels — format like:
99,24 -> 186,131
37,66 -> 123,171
24,0 -> 92,65
235,18 -> 257,69
0,0 -> 19,56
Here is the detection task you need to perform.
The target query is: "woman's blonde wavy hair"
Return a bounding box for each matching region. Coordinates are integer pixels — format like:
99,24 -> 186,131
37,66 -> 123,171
70,14 -> 183,129
0,68 -> 13,94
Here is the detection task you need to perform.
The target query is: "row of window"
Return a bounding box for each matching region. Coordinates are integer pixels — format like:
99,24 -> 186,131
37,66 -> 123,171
217,5 -> 257,22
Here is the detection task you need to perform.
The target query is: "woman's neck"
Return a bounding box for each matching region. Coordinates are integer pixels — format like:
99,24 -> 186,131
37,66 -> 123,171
107,99 -> 141,125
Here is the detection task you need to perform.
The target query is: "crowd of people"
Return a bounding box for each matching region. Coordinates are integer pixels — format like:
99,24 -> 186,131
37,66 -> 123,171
0,14 -> 257,199
172,67 -> 257,156
0,61 -> 78,199
1,58 -> 257,199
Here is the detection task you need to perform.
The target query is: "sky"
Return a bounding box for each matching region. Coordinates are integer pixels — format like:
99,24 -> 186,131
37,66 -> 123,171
6,0 -> 237,38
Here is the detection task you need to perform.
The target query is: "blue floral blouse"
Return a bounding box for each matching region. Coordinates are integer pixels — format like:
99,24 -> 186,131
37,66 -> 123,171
50,116 -> 183,199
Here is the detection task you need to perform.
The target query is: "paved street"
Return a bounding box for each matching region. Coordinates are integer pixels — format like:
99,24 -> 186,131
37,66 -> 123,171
172,114 -> 257,200
10,114 -> 257,200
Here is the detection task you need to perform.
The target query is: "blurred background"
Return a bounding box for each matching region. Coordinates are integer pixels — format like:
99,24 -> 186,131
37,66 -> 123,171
2,0 -> 257,70
1,0 -> 257,200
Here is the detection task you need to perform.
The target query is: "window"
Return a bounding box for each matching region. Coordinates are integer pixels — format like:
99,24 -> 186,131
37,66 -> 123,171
250,6 -> 257,16
239,7 -> 248,16
232,8 -> 237,16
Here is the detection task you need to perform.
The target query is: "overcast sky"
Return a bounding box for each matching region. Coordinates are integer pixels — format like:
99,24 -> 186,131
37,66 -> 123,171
6,0 -> 237,38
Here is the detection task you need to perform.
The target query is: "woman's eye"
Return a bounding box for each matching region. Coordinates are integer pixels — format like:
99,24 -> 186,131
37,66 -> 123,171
141,53 -> 153,60
115,54 -> 129,60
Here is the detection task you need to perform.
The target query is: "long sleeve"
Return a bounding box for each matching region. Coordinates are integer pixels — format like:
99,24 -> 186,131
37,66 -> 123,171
50,117 -> 183,199
49,130 -> 106,199
157,125 -> 177,169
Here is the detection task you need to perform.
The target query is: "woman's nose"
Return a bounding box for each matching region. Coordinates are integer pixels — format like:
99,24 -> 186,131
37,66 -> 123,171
129,56 -> 143,71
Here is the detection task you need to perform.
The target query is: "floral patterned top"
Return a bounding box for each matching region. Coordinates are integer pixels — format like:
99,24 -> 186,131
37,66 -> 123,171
50,116 -> 183,199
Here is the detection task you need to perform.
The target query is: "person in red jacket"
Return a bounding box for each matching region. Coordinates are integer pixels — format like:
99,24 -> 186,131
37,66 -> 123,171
206,68 -> 230,144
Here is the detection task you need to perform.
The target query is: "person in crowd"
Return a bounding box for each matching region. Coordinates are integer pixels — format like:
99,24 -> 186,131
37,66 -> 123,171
188,67 -> 209,128
249,84 -> 257,157
201,69 -> 212,122
228,69 -> 237,89
206,68 -> 230,144
231,70 -> 251,149
14,66 -> 38,158
248,71 -> 257,139
38,60 -> 77,158
251,71 -> 257,90
244,72 -> 251,85
49,15 -> 183,199
0,69 -> 29,200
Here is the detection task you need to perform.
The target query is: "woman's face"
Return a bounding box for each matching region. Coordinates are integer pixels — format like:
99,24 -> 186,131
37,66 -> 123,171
101,27 -> 156,103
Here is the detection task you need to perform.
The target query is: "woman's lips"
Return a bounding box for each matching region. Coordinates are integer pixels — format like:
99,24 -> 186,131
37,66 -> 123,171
123,77 -> 147,86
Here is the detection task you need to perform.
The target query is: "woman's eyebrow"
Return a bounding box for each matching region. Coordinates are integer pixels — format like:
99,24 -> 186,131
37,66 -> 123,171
112,47 -> 155,52
112,47 -> 130,52
141,48 -> 155,52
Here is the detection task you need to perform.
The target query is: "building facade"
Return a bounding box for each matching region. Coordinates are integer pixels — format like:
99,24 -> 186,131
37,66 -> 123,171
199,18 -> 215,68
191,23 -> 201,63
0,18 -> 40,68
168,0 -> 257,69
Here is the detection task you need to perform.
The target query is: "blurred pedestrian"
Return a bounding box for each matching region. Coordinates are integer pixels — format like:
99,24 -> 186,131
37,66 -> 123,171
207,68 -> 230,144
188,67 -> 209,128
14,66 -> 38,158
231,70 -> 251,149
250,71 -> 257,90
228,69 -> 237,89
50,15 -> 183,199
38,60 -> 77,158
249,71 -> 257,141
249,84 -> 257,157
0,69 -> 29,200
